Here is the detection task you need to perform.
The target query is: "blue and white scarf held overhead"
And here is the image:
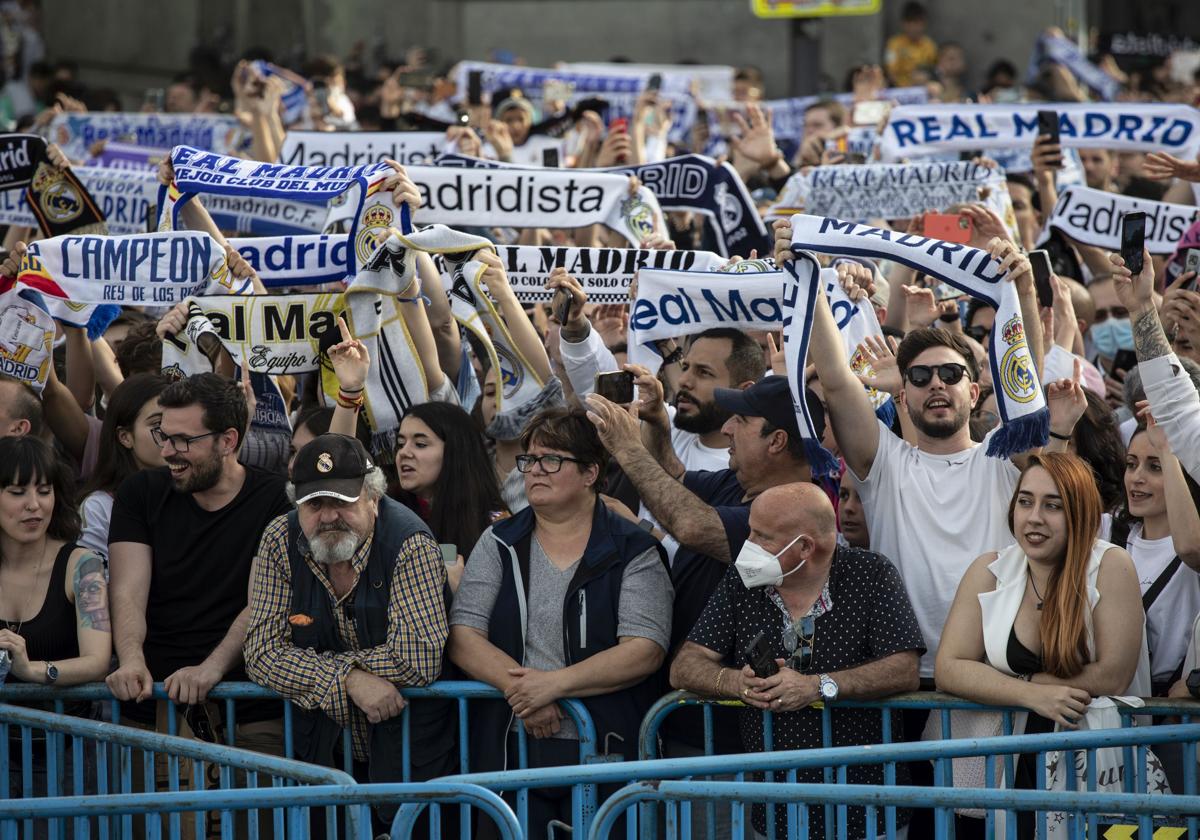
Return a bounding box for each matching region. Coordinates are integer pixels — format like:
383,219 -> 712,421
788,213 -> 1048,458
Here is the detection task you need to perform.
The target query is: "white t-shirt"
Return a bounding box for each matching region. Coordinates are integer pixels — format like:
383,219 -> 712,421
1102,519 -> 1200,683
641,405 -> 730,563
853,420 -> 1021,677
78,491 -> 114,560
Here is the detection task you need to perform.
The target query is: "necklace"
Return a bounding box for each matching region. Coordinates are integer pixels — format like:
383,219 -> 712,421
3,547 -> 48,635
1028,573 -> 1045,611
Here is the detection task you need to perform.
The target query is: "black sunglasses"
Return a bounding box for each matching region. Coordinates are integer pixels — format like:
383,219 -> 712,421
904,363 -> 970,388
965,325 -> 990,344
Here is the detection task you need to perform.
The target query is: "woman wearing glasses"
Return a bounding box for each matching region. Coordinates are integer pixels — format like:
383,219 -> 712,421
448,407 -> 672,836
936,452 -> 1148,838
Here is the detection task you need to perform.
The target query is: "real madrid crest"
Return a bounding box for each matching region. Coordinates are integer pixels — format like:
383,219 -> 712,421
317,452 -> 334,473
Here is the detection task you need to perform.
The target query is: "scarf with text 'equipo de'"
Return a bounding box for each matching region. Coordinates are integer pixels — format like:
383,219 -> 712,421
880,102 -> 1200,161
1042,185 -> 1200,255
787,213 -> 1047,458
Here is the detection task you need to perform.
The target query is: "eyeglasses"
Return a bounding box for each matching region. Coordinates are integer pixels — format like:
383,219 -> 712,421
151,428 -> 219,452
514,454 -> 587,474
782,615 -> 815,672
904,363 -> 970,388
1093,305 -> 1129,324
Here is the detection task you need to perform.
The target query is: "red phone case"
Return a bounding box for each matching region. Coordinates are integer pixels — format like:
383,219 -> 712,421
924,213 -> 973,244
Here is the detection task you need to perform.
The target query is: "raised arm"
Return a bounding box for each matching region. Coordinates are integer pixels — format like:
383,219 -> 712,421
477,250 -> 554,383
773,218 -> 879,479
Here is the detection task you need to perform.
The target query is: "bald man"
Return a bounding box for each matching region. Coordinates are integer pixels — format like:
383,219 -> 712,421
671,483 -> 924,840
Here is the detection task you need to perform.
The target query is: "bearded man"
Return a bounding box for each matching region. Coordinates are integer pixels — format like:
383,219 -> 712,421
244,433 -> 457,833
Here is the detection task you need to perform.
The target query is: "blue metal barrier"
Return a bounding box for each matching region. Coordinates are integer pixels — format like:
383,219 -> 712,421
588,780 -> 1200,840
0,782 -> 521,840
0,679 -> 597,774
0,702 -> 368,840
426,721 -> 1200,840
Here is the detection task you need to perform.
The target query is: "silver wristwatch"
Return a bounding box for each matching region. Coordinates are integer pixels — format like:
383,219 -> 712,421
818,673 -> 838,702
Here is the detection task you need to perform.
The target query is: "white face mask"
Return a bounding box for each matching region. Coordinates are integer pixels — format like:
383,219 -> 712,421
734,531 -> 807,588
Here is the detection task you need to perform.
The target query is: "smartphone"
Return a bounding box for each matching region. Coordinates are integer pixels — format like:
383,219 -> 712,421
924,212 -> 974,244
744,631 -> 780,679
467,70 -> 483,107
646,72 -> 663,93
1029,249 -> 1054,308
1120,211 -> 1147,276
542,147 -> 560,168
1184,248 -> 1200,288
852,100 -> 890,127
439,544 -> 458,567
1037,109 -> 1060,145
594,370 -> 634,404
143,88 -> 164,111
550,287 -> 572,324
824,135 -> 849,156
1111,349 -> 1138,376
312,81 -> 330,116
609,117 -> 629,134
935,282 -> 962,301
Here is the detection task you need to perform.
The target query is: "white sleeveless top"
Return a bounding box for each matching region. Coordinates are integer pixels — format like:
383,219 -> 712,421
979,540 -> 1151,703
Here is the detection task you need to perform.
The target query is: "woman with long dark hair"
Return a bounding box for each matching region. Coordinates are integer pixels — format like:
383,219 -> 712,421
1106,418 -> 1200,694
936,453 -> 1147,837
78,373 -> 168,558
394,401 -> 506,583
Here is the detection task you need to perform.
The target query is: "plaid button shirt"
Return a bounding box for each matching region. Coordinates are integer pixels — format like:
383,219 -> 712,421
244,514 -> 449,760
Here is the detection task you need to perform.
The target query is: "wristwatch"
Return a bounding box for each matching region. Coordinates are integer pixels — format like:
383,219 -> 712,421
818,673 -> 839,702
45,662 -> 59,684
1186,668 -> 1200,699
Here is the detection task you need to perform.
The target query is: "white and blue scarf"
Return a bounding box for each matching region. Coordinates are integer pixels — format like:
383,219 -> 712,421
230,234 -> 351,288
1042,185 -> 1200,255
0,287 -> 55,394
0,165 -> 156,235
83,141 -> 168,171
787,213 -> 1048,458
1026,33 -> 1121,101
48,112 -> 252,160
252,61 -> 310,125
881,102 -> 1200,161
279,130 -> 450,168
767,160 -> 1010,224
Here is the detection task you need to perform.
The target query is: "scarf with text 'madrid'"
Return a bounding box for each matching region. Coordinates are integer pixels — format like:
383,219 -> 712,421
628,262 -> 890,475
787,213 -> 1048,458
1042,184 -> 1199,255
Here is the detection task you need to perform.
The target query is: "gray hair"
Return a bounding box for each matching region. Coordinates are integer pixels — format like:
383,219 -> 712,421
286,466 -> 389,505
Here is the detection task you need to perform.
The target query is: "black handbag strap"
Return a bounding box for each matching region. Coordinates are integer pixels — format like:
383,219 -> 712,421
1142,555 -> 1183,613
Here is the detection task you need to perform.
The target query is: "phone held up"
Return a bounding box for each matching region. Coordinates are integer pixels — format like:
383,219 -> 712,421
1029,249 -> 1055,309
745,631 -> 779,679
1120,211 -> 1147,276
594,370 -> 634,404
923,212 -> 974,244
550,286 -> 572,325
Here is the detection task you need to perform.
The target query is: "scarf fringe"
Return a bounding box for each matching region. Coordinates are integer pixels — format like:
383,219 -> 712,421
986,406 -> 1049,459
85,304 -> 122,341
804,439 -> 841,480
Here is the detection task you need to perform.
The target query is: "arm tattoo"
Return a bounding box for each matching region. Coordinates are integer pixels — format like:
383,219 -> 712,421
1134,307 -> 1172,362
73,552 -> 111,633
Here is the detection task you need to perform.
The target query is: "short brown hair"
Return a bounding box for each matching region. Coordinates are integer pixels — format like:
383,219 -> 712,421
114,320 -> 163,378
896,328 -> 979,382
520,407 -> 608,487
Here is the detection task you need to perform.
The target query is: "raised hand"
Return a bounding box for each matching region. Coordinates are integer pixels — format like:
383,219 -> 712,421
1143,151 -> 1200,183
328,315 -> 370,392
855,334 -> 903,395
1044,357 -> 1088,437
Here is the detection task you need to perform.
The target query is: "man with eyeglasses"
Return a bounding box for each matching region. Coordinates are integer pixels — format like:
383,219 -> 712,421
106,372 -> 290,765
671,482 -> 923,840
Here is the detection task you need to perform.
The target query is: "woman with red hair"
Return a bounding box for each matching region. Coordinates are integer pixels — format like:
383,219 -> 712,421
936,452 -> 1149,837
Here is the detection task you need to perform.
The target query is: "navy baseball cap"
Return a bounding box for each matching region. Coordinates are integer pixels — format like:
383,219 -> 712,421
713,375 -> 826,443
292,434 -> 375,504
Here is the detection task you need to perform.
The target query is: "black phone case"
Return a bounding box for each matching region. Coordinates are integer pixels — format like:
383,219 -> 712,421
745,632 -> 780,678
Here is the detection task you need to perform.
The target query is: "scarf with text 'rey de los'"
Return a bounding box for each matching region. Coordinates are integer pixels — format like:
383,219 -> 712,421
787,213 -> 1048,458
12,231 -> 246,309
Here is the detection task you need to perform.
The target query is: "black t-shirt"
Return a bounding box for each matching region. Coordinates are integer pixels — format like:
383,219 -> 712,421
688,546 -> 926,837
109,466 -> 291,721
664,469 -> 751,753
669,469 -> 752,651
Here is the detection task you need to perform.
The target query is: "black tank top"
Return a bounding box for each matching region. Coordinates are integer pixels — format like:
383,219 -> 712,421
2,543 -> 81,679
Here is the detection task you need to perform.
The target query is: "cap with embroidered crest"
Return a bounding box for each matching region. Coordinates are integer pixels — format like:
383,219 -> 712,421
291,434 -> 375,505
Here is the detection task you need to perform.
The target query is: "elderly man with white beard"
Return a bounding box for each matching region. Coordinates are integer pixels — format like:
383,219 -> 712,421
244,433 -> 457,833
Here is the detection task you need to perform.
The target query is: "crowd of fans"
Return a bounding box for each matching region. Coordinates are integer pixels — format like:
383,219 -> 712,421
1,1 -> 1200,838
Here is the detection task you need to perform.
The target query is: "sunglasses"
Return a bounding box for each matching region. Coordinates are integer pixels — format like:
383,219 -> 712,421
1092,305 -> 1129,324
904,363 -> 971,388
965,325 -> 991,344
782,615 -> 815,672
